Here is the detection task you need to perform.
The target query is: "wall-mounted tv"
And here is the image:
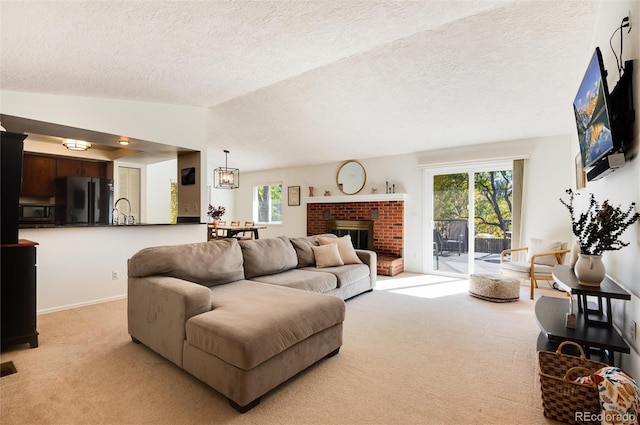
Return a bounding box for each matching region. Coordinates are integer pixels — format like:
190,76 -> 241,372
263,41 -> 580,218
573,47 -> 618,170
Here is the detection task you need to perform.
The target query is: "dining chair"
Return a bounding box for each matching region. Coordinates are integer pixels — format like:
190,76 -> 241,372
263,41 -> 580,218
208,220 -> 227,240
238,221 -> 255,240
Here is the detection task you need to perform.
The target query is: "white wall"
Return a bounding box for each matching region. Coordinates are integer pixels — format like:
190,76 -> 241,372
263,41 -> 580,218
581,0 -> 640,377
19,225 -> 204,313
1,90 -> 210,222
146,159 -> 177,224
238,134 -> 575,273
6,0 -> 639,372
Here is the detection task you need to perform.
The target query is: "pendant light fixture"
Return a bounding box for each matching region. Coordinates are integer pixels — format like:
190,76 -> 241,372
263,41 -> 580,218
214,149 -> 239,189
62,139 -> 91,151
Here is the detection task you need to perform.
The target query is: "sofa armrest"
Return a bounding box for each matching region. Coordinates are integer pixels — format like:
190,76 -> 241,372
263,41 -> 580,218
128,276 -> 211,367
355,249 -> 377,289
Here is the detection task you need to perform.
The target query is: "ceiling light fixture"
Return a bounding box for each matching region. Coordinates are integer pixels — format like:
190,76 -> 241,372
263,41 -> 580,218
62,139 -> 91,151
214,149 -> 239,189
118,137 -> 130,146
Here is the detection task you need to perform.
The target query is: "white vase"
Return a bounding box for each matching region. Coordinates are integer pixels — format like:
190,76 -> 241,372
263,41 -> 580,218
574,254 -> 605,286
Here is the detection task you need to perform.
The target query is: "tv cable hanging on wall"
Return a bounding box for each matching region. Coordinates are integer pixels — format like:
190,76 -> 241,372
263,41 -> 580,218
609,14 -> 631,79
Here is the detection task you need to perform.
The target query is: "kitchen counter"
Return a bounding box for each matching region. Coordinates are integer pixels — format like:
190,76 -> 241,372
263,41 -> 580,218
19,222 -> 204,229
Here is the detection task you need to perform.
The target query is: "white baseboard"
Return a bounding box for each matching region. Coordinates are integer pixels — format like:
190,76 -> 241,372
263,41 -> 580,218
37,294 -> 127,315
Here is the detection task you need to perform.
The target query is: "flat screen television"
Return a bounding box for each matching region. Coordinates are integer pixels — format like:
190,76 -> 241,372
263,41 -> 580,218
573,47 -> 618,170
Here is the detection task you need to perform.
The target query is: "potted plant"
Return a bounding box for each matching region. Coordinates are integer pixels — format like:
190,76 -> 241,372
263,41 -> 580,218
560,189 -> 639,285
207,204 -> 226,222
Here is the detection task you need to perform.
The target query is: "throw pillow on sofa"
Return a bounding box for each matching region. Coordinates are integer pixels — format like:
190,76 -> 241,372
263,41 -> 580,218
318,235 -> 363,265
311,243 -> 344,268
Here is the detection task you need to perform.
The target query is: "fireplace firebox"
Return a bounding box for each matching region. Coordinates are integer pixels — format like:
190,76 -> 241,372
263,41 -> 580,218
326,220 -> 374,250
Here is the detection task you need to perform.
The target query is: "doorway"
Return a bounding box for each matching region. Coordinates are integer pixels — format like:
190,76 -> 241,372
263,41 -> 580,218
426,162 -> 513,276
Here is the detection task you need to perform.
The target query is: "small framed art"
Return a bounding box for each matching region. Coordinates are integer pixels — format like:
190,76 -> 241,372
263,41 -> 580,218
288,186 -> 300,206
181,167 -> 196,185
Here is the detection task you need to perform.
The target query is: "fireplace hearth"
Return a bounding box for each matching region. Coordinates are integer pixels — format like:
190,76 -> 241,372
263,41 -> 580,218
306,199 -> 405,277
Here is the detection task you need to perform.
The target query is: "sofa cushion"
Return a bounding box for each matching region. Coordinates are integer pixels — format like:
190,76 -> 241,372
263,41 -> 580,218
303,263 -> 370,288
318,235 -> 363,265
500,261 -> 554,276
289,234 -> 337,267
240,236 -> 298,278
249,269 -> 337,293
312,243 -> 344,268
127,239 -> 244,287
185,281 -> 345,370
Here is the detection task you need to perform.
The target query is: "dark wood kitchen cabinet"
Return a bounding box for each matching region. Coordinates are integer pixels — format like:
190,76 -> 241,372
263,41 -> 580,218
55,157 -> 83,177
56,158 -> 107,179
21,155 -> 108,196
81,160 -> 107,179
1,240 -> 39,350
21,154 -> 57,197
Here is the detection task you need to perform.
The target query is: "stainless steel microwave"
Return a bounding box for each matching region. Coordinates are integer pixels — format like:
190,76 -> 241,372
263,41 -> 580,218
19,204 -> 55,223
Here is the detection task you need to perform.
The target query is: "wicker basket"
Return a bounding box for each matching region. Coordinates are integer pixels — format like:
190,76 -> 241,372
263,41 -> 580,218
537,341 -> 608,424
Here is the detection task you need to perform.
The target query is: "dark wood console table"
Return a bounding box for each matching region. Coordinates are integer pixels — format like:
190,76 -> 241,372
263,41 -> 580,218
535,265 -> 630,366
552,265 -> 631,326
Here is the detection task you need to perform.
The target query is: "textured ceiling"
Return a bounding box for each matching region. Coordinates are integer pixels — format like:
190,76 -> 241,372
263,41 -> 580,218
1,1 -> 601,171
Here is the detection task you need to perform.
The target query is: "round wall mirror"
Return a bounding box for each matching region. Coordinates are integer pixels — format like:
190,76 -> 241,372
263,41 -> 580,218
337,161 -> 366,195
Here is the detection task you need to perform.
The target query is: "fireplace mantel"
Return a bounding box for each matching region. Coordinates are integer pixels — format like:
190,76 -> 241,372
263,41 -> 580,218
303,193 -> 406,204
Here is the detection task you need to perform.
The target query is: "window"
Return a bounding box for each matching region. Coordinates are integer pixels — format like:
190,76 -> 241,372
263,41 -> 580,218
253,183 -> 282,224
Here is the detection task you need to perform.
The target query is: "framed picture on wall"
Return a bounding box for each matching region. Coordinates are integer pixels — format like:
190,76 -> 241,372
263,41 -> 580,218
574,154 -> 586,190
181,167 -> 196,185
288,186 -> 300,206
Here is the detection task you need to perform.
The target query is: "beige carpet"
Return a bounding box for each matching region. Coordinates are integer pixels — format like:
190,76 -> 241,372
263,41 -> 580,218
0,274 -> 566,424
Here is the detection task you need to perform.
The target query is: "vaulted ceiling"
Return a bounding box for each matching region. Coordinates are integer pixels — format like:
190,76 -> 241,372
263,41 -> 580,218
1,1 -> 600,171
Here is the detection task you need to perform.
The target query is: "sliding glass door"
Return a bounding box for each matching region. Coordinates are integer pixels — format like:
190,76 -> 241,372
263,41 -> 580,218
427,162 -> 513,276
432,172 -> 470,274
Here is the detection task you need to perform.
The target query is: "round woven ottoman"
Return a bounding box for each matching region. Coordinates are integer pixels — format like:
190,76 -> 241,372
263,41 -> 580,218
469,273 -> 520,302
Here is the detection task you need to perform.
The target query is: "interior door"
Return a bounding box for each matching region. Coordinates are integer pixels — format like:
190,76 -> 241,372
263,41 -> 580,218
117,166 -> 141,222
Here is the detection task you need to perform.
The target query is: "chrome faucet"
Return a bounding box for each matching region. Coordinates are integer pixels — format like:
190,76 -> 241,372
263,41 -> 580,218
114,198 -> 134,225
112,207 -> 120,225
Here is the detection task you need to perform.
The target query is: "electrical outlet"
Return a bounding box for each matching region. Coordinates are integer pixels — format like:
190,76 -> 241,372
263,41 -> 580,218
111,270 -> 119,280
184,204 -> 189,212
631,320 -> 637,341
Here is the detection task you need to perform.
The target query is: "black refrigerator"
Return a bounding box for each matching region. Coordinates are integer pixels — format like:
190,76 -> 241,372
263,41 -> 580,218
55,177 -> 114,225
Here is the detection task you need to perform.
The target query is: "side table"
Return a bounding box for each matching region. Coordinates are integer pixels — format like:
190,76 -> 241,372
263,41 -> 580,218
552,265 -> 631,326
534,265 -> 631,366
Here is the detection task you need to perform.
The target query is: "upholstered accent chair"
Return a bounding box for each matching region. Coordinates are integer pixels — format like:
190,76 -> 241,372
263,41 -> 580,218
500,238 -> 570,300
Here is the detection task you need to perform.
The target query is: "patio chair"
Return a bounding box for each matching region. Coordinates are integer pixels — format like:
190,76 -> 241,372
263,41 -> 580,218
442,221 -> 467,255
433,228 -> 443,269
500,238 -> 570,300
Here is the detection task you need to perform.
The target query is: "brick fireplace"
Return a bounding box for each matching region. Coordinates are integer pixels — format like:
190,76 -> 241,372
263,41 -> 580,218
306,198 -> 404,276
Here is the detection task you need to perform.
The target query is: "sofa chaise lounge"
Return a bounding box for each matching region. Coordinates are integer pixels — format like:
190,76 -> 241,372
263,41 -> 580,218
127,234 -> 376,412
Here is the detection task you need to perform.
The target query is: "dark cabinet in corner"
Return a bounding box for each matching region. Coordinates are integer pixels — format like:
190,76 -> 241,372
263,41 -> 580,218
1,240 -> 39,350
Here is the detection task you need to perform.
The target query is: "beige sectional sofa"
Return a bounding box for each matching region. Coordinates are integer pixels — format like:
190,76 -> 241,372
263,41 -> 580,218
127,234 -> 376,412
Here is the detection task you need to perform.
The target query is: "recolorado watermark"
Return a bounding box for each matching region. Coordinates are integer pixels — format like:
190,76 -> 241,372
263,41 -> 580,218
575,411 -> 637,423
